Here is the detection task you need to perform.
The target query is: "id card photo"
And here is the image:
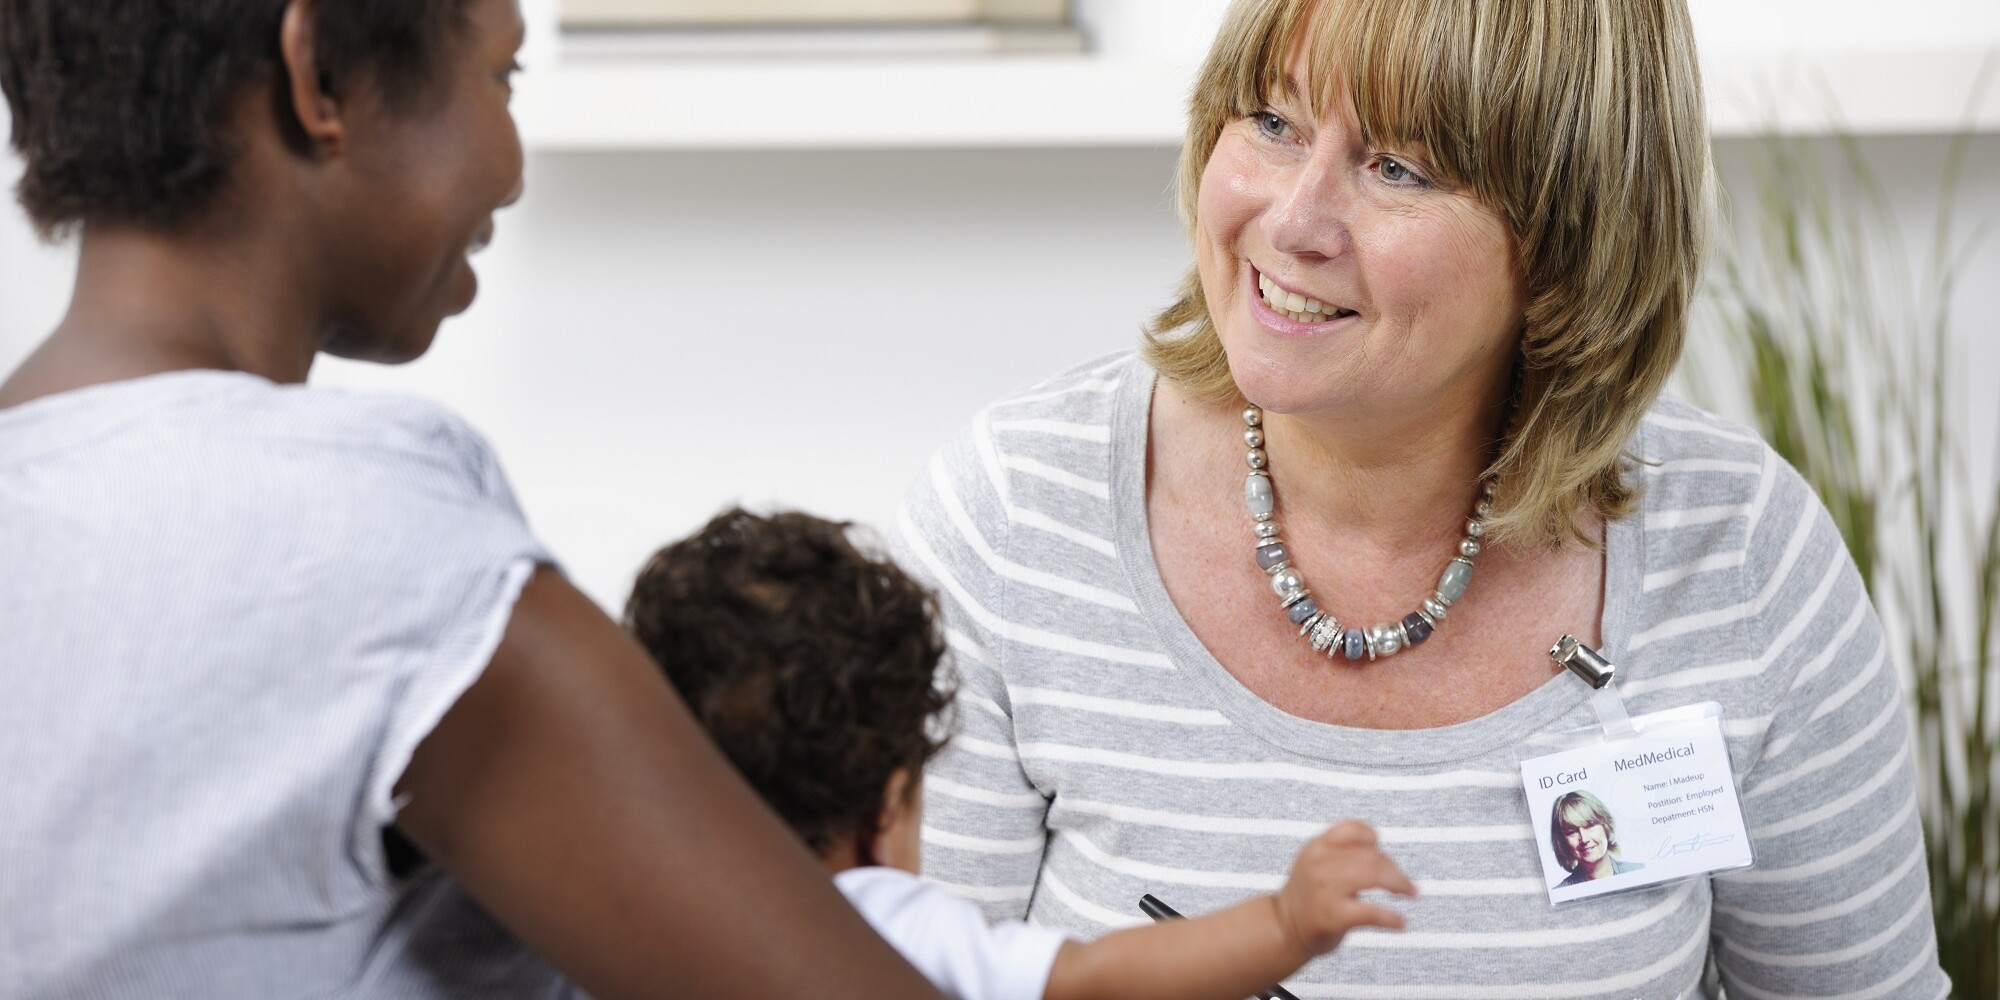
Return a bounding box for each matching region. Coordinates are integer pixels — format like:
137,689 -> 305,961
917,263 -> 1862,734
1519,703 -> 1755,904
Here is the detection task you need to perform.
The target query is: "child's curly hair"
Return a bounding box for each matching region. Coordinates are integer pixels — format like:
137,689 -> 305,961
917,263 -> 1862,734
624,507 -> 953,863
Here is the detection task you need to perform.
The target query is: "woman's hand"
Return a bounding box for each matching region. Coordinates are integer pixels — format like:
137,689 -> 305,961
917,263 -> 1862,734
1273,820 -> 1418,960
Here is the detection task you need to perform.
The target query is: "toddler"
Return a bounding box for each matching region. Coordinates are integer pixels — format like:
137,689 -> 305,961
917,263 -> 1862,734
625,508 -> 1416,1000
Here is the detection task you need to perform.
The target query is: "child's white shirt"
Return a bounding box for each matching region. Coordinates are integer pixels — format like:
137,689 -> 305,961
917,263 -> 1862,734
834,867 -> 1068,1000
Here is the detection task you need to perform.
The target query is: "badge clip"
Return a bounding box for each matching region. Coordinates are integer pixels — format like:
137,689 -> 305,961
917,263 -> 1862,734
1550,634 -> 1614,688
1551,635 -> 1634,739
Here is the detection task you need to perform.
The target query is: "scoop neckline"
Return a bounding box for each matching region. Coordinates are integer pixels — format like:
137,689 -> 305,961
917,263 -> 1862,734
1107,358 -> 1642,767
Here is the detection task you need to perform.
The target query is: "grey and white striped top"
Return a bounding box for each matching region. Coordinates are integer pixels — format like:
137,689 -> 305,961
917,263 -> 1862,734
0,371 -> 566,999
894,352 -> 1947,1000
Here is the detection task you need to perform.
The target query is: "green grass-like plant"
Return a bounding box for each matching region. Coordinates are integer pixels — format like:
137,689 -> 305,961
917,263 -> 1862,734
1696,111 -> 1997,996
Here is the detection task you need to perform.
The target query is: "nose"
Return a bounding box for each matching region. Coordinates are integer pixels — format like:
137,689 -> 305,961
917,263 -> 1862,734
500,171 -> 526,210
1260,148 -> 1352,260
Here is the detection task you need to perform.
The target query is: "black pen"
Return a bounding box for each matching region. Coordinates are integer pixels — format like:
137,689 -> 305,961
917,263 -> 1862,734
1138,893 -> 1304,1000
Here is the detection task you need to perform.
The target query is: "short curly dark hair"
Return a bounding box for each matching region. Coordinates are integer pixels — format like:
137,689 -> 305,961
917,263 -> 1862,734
0,0 -> 474,235
624,508 -> 953,863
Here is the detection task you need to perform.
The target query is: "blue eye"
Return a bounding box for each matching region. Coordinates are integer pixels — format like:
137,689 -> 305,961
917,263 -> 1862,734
1253,110 -> 1293,140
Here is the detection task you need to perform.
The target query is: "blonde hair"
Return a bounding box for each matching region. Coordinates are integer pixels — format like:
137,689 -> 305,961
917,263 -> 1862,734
1143,0 -> 1711,548
1549,789 -> 1622,871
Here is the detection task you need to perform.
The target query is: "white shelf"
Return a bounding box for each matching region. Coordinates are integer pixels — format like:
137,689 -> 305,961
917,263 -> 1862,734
514,46 -> 1997,151
514,3 -> 1999,150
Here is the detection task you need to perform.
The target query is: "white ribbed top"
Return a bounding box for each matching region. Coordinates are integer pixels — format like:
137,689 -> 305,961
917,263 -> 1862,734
0,371 -> 564,999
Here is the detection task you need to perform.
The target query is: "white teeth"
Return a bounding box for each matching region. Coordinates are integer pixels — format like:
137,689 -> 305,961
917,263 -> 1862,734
1258,272 -> 1350,323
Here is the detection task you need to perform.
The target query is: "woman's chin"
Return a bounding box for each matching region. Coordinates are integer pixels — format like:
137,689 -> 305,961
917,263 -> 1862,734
1223,352 -> 1363,416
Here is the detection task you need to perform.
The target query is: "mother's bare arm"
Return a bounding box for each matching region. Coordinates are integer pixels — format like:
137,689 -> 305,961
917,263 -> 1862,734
396,568 -> 944,1000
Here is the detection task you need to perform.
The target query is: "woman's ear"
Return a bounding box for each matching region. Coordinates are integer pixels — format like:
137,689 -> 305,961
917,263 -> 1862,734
277,0 -> 344,153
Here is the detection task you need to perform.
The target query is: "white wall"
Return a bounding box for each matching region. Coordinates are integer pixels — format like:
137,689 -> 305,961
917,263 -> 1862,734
3,2 -> 1998,611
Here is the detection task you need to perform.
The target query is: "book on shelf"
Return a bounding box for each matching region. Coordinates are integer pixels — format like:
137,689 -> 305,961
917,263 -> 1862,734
562,0 -> 1070,28
562,22 -> 1085,58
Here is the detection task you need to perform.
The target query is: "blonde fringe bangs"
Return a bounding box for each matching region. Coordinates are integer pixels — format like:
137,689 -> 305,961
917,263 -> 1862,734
1142,0 -> 1712,549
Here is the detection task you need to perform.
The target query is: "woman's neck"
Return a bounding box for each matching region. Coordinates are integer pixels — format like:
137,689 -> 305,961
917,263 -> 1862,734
0,220 -> 323,407
1160,378 -> 1506,558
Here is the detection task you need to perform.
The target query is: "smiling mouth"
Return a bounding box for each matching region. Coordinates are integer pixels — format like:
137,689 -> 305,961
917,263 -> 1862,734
1258,271 -> 1356,324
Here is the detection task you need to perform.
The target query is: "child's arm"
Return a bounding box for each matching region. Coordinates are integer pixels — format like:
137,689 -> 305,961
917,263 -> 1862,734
1042,820 -> 1415,1000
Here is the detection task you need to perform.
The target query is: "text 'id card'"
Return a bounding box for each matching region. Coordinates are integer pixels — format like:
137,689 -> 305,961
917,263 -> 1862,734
1519,703 -> 1753,904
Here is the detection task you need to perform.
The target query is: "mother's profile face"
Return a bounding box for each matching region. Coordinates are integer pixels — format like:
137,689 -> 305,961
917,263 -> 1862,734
1193,51 -> 1525,424
320,0 -> 528,365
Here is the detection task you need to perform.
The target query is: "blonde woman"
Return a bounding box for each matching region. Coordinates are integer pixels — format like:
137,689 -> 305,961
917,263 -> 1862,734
895,1 -> 1948,996
1549,791 -> 1644,887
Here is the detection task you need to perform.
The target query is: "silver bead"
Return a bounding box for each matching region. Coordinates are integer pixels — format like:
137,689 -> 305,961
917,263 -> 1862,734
1270,569 -> 1305,598
1280,588 -> 1310,608
1247,449 -> 1267,470
1465,518 -> 1485,538
1475,498 -> 1494,519
1369,623 -> 1403,657
1243,407 -> 1261,427
1423,596 -> 1449,620
1309,616 -> 1342,652
1415,607 -> 1438,628
1298,611 -> 1324,637
1482,480 -> 1497,497
1254,521 -> 1280,539
1244,428 -> 1264,449
1459,538 -> 1481,557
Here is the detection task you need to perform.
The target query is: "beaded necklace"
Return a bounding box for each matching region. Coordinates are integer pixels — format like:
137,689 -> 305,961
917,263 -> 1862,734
1241,404 -> 1492,661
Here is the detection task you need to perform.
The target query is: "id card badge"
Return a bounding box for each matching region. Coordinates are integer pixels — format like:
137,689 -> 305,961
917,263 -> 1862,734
1519,637 -> 1755,905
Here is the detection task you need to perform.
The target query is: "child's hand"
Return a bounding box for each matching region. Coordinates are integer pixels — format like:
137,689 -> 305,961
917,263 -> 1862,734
1273,820 -> 1418,959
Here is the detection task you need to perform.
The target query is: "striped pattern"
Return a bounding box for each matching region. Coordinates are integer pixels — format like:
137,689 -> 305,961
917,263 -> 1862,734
895,353 -> 1948,1000
0,372 -> 567,999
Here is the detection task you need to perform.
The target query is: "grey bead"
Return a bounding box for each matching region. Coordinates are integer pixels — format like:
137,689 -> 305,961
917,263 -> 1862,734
1342,629 -> 1367,660
1460,538 -> 1481,557
1244,428 -> 1264,449
1245,473 -> 1274,519
1243,407 -> 1261,427
1288,596 -> 1320,625
1402,612 -> 1434,645
1270,569 -> 1304,598
1369,623 -> 1403,657
1255,542 -> 1290,571
1422,597 -> 1448,621
1437,557 -> 1474,603
1465,518 -> 1485,538
1254,521 -> 1280,539
1247,449 -> 1267,470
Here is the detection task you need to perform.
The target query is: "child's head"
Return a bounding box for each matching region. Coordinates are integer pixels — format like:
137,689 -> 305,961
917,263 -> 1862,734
624,507 -> 951,872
